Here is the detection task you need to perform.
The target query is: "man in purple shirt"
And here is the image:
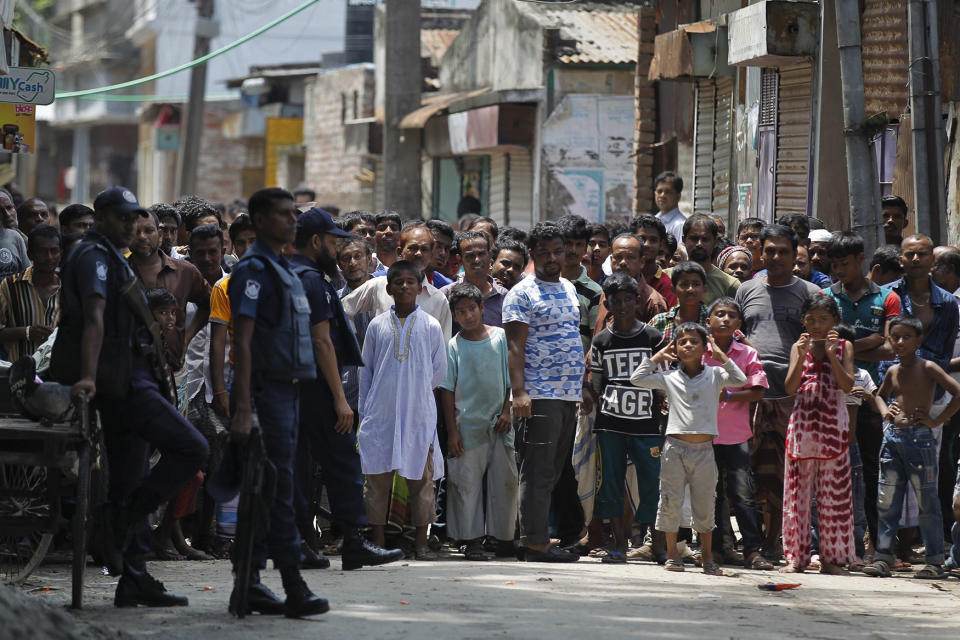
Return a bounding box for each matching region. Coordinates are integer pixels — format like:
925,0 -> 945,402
442,230 -> 506,330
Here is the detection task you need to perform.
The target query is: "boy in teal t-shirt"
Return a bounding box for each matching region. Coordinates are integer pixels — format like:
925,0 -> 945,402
439,282 -> 517,560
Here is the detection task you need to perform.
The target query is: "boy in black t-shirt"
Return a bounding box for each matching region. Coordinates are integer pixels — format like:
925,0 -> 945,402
590,273 -> 665,563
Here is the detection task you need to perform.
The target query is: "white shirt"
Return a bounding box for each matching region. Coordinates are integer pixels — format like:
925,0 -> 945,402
341,274 -> 453,341
630,356 -> 746,436
657,207 -> 687,247
183,268 -> 227,404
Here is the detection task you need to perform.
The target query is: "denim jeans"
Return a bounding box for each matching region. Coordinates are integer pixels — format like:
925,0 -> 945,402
712,441 -> 764,556
876,425 -> 944,565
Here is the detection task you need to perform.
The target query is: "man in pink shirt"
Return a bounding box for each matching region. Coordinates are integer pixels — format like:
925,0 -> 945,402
704,297 -> 773,570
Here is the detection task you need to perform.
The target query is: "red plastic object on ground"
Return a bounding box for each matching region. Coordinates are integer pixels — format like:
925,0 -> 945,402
758,582 -> 801,591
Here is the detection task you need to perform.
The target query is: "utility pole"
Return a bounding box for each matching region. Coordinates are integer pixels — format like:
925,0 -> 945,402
908,0 -> 946,243
383,0 -> 422,218
833,0 -> 881,256
177,0 -> 217,198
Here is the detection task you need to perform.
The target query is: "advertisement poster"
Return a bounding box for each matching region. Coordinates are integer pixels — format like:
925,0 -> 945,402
737,183 -> 752,220
0,103 -> 36,154
554,168 -> 604,222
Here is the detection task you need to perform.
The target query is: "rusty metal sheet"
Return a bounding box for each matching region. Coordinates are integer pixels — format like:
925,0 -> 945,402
398,87 -> 490,129
861,0 -> 909,117
421,29 -> 459,68
649,30 -> 694,80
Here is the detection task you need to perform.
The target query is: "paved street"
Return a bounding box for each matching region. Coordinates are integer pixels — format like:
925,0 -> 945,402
20,554 -> 960,639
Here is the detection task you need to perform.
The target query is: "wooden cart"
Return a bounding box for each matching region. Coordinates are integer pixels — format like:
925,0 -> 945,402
0,397 -> 98,609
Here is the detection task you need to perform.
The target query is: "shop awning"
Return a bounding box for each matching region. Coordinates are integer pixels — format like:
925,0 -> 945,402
648,21 -> 733,80
398,87 -> 491,129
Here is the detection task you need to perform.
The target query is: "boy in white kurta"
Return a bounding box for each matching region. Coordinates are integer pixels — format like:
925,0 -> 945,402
358,261 -> 447,559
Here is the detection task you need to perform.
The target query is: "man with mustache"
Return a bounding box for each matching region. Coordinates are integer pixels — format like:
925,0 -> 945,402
667,214 -> 739,306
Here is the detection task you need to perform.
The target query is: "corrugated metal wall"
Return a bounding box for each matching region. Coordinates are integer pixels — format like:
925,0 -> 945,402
713,76 -> 734,225
488,152 -> 508,224
861,0 -> 909,117
508,150 -> 534,228
693,79 -> 717,213
775,62 -> 813,217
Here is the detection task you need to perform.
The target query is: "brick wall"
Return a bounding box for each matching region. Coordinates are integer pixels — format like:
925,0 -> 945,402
195,103 -> 247,203
303,65 -> 377,212
633,7 -> 656,214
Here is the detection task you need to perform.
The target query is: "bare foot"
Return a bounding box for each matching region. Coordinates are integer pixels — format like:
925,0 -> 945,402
819,562 -> 848,576
779,564 -> 804,573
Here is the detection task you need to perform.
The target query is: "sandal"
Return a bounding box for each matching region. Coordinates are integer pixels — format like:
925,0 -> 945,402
913,564 -> 947,580
746,553 -> 774,570
415,546 -> 438,561
892,559 -> 913,572
664,558 -> 685,572
601,550 -> 627,564
626,545 -> 654,561
702,562 -> 724,576
464,541 -> 487,561
862,559 -> 891,577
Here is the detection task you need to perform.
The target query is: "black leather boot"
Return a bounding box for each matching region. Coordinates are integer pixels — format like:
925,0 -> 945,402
105,491 -> 160,576
341,531 -> 404,570
228,569 -> 284,616
301,542 -> 331,569
279,567 -> 329,618
114,559 -> 189,608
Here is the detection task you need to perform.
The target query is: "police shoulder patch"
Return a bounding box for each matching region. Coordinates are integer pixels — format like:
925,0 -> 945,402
95,261 -> 107,281
244,279 -> 261,300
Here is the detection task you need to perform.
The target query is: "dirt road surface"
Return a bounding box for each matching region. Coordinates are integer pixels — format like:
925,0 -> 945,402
19,556 -> 960,639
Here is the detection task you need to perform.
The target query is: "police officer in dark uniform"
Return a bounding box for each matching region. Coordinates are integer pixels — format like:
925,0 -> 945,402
50,187 -> 209,607
228,188 -> 328,618
289,209 -> 404,570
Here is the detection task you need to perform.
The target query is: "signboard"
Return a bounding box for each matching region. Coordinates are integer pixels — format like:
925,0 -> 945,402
0,104 -> 36,153
737,183 -> 752,220
265,117 -> 303,186
0,67 -> 55,105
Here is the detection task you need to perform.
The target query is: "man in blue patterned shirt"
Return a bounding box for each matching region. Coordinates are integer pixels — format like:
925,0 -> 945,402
503,222 -> 585,563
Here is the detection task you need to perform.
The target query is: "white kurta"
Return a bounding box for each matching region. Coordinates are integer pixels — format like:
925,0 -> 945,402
341,274 -> 453,342
358,307 -> 447,480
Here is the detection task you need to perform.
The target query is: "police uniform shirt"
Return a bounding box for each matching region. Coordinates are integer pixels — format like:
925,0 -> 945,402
289,254 -> 342,353
228,240 -> 285,328
589,323 -> 664,436
67,245 -> 111,305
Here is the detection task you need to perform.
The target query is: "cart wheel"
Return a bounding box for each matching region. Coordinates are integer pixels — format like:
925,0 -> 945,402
0,463 -> 54,584
71,443 -> 91,609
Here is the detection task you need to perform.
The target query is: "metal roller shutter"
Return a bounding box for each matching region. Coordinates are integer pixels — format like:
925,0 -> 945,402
712,76 -> 734,226
775,62 -> 814,217
692,79 -> 716,213
507,150 -> 534,228
488,153 -> 507,225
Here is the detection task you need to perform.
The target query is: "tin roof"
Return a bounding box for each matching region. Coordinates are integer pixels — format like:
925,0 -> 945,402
536,8 -> 638,65
421,28 -> 459,67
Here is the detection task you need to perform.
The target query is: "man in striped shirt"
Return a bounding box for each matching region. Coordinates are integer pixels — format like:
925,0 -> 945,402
0,224 -> 60,362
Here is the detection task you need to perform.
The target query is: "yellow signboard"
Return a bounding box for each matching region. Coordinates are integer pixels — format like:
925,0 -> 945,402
265,117 -> 303,187
0,103 -> 36,153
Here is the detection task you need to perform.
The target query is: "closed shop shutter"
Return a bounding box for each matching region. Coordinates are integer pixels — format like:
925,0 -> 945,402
712,76 -> 734,225
775,62 -> 814,217
488,153 -> 507,225
757,68 -> 779,222
373,156 -> 385,210
507,150 -> 534,228
692,79 -> 716,213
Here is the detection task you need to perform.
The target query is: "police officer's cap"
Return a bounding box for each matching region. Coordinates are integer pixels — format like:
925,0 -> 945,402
93,186 -> 149,218
297,208 -> 352,239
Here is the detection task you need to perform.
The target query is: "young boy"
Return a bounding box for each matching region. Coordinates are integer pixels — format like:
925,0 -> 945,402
439,282 -> 517,560
146,288 -> 178,366
704,297 -> 771,569
736,218 -> 764,276
865,316 -> 960,578
590,273 -> 665,563
358,260 -> 447,560
630,322 -> 747,575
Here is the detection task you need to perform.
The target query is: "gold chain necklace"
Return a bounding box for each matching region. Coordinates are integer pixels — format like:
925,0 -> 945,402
390,311 -> 417,362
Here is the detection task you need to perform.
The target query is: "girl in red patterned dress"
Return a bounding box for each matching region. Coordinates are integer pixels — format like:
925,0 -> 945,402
780,295 -> 855,574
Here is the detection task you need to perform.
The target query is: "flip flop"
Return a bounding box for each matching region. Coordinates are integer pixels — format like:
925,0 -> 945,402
664,558 -> 685,572
913,564 -> 947,580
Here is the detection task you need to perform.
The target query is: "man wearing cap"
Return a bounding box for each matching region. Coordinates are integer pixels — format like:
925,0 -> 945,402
807,229 -> 834,281
289,208 -> 404,571
227,188 -> 329,618
50,186 -> 208,608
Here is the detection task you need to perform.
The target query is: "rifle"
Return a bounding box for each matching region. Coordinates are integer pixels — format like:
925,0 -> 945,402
117,264 -> 178,406
232,425 -> 276,619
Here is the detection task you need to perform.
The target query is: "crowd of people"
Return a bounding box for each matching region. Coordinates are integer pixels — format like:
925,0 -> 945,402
3,171 -> 960,618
